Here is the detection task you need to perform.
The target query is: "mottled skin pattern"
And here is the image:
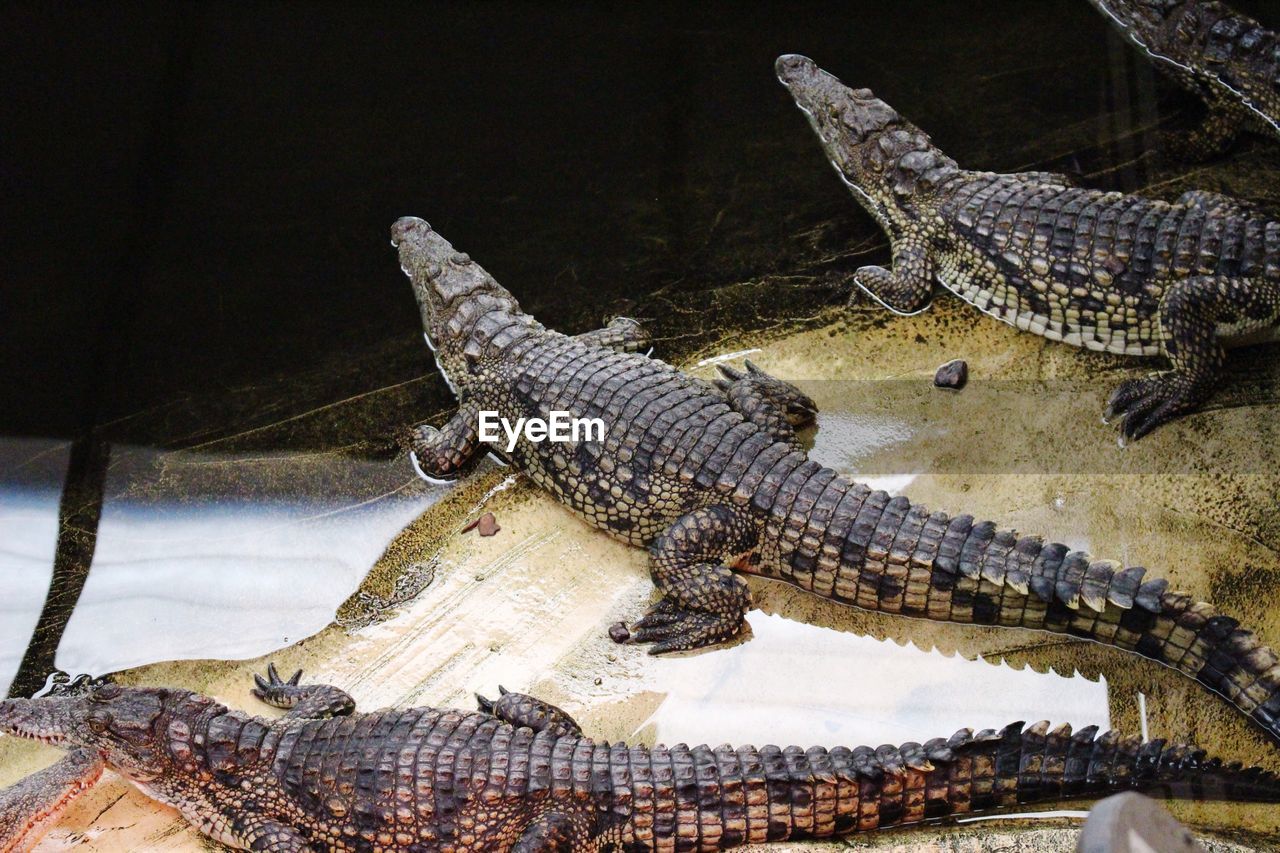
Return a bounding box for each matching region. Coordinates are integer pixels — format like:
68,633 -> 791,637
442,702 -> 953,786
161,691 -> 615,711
775,55 -> 1280,442
391,217 -> 1280,746
1088,0 -> 1280,158
3,671 -> 1280,852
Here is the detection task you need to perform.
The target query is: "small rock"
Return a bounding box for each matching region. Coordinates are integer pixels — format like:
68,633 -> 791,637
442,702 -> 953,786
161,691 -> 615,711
934,358 -> 968,390
1077,792 -> 1206,852
462,512 -> 501,537
608,622 -> 631,643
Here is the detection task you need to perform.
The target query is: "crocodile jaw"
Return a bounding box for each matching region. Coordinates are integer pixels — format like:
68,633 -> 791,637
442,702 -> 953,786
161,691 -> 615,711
0,698 -> 78,747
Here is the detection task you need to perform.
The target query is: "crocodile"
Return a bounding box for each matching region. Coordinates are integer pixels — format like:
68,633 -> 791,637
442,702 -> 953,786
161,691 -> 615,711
1087,0 -> 1280,159
775,54 -> 1280,441
3,667 -> 1280,851
389,216 -> 1280,745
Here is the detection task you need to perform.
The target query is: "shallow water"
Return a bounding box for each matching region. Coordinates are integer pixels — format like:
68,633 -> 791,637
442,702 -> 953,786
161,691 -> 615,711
4,0 -> 1280,849
638,611 -> 1112,748
0,439 -> 446,694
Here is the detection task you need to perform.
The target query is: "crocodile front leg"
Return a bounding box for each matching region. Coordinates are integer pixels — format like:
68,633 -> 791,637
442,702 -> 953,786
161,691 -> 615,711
573,316 -> 650,354
0,748 -> 105,853
1107,276 -> 1280,441
223,817 -> 312,853
251,664 -> 356,720
851,240 -> 934,315
714,360 -> 817,446
475,687 -> 583,737
613,504 -> 757,654
1162,103 -> 1243,162
410,399 -> 485,481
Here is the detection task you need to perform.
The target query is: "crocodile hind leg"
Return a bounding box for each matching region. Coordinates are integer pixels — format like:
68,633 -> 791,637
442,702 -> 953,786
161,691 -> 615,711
1106,276 -> 1280,442
251,664 -> 356,719
851,240 -> 934,315
574,316 -> 650,353
1176,190 -> 1271,219
511,811 -> 596,852
476,687 -> 583,737
714,360 -> 817,445
613,504 -> 756,654
1011,170 -> 1079,186
410,399 -> 485,481
0,748 -> 105,853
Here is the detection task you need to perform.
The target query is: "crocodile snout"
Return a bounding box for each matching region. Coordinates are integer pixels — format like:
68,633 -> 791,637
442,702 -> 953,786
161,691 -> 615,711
774,54 -> 817,84
391,216 -> 432,246
0,698 -> 68,745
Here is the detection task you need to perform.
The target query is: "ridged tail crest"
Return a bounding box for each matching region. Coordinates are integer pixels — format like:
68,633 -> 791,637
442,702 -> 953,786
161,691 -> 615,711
605,722 -> 1280,846
752,469 -> 1280,745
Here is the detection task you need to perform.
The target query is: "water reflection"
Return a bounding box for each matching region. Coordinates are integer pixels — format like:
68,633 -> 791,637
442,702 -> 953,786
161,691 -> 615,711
640,611 -> 1110,749
0,439 -> 71,696
1,440 -> 447,692
808,408 -> 916,473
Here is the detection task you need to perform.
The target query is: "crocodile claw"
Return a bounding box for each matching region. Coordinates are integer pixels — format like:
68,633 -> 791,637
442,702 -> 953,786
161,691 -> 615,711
1105,373 -> 1199,443
252,663 -> 306,708
619,598 -> 746,655
715,364 -> 745,384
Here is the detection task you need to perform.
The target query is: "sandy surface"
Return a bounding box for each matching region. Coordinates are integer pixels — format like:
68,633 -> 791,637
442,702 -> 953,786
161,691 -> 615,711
2,296 -> 1279,851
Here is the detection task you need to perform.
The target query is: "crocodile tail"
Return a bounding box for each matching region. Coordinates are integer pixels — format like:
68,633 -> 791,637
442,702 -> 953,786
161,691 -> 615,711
631,724 -> 1280,846
923,509 -> 1280,746
765,476 -> 1280,745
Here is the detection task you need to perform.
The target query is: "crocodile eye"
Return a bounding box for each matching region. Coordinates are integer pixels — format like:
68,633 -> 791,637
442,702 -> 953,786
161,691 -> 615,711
86,709 -> 112,735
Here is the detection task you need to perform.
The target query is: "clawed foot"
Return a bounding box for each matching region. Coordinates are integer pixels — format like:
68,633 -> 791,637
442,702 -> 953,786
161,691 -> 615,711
252,663 -> 305,709
714,360 -> 817,428
474,684 -> 509,715
251,664 -> 356,719
408,424 -> 472,483
611,591 -> 748,655
1104,373 -> 1200,444
408,424 -> 442,481
476,686 -> 583,736
850,264 -> 933,316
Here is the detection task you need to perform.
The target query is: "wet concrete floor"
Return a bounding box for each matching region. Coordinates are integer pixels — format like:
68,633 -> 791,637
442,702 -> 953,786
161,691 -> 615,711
3,292 -> 1278,850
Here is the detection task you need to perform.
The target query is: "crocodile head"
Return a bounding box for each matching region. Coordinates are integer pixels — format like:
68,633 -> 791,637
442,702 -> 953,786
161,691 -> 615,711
775,55 -> 958,234
1,685 -> 190,783
392,216 -> 527,390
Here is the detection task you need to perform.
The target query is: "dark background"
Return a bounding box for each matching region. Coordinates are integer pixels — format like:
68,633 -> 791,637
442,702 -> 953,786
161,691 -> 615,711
6,0 -> 1269,449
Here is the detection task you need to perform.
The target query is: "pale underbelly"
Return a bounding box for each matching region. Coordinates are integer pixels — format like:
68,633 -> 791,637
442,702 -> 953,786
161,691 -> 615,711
940,274 -> 1163,357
